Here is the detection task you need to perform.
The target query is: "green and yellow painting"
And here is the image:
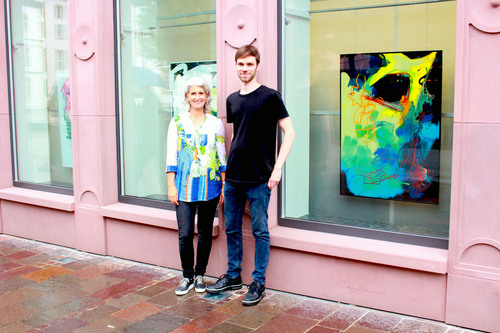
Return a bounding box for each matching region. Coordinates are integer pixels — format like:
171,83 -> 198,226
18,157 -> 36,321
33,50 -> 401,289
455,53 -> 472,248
340,51 -> 442,204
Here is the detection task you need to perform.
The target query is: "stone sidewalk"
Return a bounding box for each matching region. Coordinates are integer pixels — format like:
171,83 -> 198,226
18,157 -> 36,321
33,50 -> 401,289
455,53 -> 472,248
0,234 -> 483,332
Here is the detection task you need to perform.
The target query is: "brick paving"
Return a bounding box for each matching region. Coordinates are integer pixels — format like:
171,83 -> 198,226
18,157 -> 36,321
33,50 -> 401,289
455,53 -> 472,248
0,234 -> 483,333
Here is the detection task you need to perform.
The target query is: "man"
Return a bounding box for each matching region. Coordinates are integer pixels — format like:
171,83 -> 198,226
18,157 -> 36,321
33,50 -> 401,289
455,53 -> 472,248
206,45 -> 295,306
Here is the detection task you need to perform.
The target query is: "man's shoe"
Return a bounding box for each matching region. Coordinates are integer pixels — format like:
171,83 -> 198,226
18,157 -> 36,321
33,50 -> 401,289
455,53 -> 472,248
175,278 -> 194,295
242,281 -> 265,306
206,274 -> 242,293
194,275 -> 206,293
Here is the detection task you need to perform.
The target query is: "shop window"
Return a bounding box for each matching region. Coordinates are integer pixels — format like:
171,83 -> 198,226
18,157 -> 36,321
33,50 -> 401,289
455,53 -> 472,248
6,0 -> 73,193
116,0 -> 217,208
281,0 -> 456,247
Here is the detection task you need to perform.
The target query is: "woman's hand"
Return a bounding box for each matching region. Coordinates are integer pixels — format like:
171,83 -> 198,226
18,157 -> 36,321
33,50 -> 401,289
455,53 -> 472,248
219,189 -> 225,205
168,185 -> 179,205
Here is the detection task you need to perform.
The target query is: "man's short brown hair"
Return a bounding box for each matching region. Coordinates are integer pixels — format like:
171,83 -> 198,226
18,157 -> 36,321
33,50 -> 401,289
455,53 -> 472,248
235,45 -> 260,64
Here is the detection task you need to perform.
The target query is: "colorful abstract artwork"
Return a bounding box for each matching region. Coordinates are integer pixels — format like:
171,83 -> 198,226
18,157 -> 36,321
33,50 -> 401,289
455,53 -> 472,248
340,51 -> 442,204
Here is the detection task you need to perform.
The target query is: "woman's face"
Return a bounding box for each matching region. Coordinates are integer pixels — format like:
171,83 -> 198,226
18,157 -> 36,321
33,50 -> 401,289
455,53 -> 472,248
187,85 -> 208,111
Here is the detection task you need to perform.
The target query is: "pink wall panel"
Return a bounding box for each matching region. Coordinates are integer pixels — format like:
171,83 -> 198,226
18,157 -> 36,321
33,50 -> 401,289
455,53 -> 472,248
106,218 -> 181,269
267,247 -> 447,321
447,274 -> 500,332
1,201 -> 75,248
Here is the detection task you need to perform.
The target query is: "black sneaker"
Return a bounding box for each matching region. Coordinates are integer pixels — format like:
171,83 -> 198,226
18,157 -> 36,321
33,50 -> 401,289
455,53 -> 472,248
206,274 -> 242,293
242,281 -> 265,306
175,278 -> 194,295
194,275 -> 206,293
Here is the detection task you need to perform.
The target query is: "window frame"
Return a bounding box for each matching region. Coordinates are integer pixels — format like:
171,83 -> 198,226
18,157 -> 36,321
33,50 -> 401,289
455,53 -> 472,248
4,0 -> 73,195
277,0 -> 449,249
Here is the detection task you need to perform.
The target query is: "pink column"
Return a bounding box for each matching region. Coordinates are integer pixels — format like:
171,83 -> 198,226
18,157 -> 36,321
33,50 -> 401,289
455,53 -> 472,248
69,0 -> 117,254
446,1 -> 500,331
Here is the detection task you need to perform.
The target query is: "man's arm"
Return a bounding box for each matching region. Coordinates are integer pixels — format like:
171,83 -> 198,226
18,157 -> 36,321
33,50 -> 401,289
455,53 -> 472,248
268,116 -> 295,189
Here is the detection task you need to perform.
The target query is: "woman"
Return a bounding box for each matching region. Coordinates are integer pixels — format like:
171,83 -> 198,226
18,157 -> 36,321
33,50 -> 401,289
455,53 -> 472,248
166,77 -> 226,295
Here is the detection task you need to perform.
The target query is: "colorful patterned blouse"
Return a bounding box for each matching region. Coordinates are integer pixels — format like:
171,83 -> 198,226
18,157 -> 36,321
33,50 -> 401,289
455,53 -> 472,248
166,112 -> 227,202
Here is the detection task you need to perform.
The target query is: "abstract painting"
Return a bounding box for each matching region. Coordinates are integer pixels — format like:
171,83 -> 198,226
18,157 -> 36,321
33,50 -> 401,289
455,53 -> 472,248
340,51 -> 442,204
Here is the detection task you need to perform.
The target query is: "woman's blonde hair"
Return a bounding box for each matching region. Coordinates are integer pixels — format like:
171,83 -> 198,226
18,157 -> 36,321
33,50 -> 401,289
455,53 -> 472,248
184,77 -> 213,113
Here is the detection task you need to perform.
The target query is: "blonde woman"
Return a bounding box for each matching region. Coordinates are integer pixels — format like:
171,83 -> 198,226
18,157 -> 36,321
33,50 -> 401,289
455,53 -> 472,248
166,77 -> 226,295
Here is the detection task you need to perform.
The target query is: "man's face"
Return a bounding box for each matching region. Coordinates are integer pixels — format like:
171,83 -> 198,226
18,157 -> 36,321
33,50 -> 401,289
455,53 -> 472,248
236,56 -> 259,83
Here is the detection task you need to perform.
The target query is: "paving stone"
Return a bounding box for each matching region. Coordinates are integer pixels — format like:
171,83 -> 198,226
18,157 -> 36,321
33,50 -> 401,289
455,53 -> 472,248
76,304 -> 121,322
106,291 -> 149,309
254,313 -> 318,333
155,274 -> 183,289
149,288 -> 190,307
5,250 -> 38,260
120,311 -> 190,332
285,299 -> 340,320
0,286 -> 46,308
344,324 -> 391,332
392,318 -> 448,333
78,274 -> 124,294
307,326 -> 342,333
215,296 -> 247,315
54,296 -> 102,314
71,263 -> 122,280
112,301 -> 163,322
0,261 -> 22,271
319,306 -> 368,330
256,292 -> 304,315
25,288 -> 85,311
23,265 -> 72,282
106,264 -> 165,281
0,265 -> 41,281
166,296 -> 220,319
171,324 -> 207,333
0,276 -> 35,294
227,307 -> 276,329
0,303 -> 40,326
189,309 -> 233,329
355,310 -> 402,330
17,253 -> 53,265
73,315 -> 131,332
24,308 -> 66,328
207,322 -> 254,333
135,283 -> 168,297
89,280 -> 138,300
38,317 -> 88,333
0,320 -> 33,333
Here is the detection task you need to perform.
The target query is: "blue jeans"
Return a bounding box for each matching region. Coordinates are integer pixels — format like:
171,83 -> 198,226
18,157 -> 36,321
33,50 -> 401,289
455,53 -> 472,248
176,196 -> 219,279
224,181 -> 271,284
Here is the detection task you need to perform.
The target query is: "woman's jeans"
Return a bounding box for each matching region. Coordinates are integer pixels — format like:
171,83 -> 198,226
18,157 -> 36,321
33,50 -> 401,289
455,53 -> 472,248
176,196 -> 219,279
224,182 -> 271,284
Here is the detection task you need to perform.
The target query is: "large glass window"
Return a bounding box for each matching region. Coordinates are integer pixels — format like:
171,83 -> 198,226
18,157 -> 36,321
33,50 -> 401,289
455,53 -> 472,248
116,0 -> 216,207
7,0 -> 73,192
281,0 -> 456,247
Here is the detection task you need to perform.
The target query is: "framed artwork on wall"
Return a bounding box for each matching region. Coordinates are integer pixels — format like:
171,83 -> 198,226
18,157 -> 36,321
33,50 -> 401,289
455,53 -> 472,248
340,51 -> 442,204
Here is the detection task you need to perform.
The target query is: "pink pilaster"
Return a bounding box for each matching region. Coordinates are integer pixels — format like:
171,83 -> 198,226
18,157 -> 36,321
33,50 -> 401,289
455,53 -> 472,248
446,0 -> 500,331
69,0 -> 117,254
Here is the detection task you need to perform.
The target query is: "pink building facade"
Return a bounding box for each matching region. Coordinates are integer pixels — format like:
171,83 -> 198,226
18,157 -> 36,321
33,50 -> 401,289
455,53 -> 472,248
0,1 -> 499,331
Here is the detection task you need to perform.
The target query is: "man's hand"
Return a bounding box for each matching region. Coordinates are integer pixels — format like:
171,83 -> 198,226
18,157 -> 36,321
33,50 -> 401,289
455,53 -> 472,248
267,167 -> 282,189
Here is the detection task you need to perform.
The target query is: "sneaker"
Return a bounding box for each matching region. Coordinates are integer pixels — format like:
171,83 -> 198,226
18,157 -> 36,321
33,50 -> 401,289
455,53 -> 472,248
242,280 -> 265,306
175,278 -> 194,295
206,274 -> 242,293
194,275 -> 206,293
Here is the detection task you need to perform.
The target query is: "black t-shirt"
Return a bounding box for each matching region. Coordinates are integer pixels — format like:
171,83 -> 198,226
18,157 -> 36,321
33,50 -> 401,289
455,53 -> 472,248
226,85 -> 289,184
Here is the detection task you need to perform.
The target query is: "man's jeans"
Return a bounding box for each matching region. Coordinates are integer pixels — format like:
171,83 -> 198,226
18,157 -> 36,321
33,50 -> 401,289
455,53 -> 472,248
176,196 -> 219,279
224,181 -> 271,284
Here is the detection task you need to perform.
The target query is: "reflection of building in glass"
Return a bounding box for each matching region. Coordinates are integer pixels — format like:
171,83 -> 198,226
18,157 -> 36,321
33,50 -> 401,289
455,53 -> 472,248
12,0 -> 72,183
